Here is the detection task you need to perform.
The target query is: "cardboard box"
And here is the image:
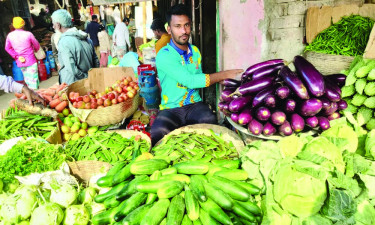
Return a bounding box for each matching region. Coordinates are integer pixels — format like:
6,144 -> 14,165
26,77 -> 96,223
306,4 -> 375,44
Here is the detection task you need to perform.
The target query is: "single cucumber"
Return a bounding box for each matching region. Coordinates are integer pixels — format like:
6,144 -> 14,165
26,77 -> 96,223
206,165 -> 226,177
166,195 -> 185,225
190,175 -> 207,202
160,174 -> 191,184
95,180 -> 129,203
103,195 -> 121,209
160,167 -> 177,175
235,200 -> 261,216
157,181 -> 184,199
232,201 -> 257,222
198,208 -> 220,225
130,159 -> 169,175
209,176 -> 250,201
107,161 -> 127,176
92,206 -> 118,225
116,175 -> 149,201
184,186 -> 199,221
136,180 -> 172,193
192,219 -> 202,225
160,218 -> 167,225
173,161 -> 209,175
203,182 -> 234,210
146,170 -> 162,205
114,192 -> 148,221
97,175 -> 114,187
181,215 -> 193,225
122,204 -> 153,225
140,199 -> 170,225
198,198 -> 232,225
233,180 -> 261,195
214,169 -> 248,181
211,159 -> 241,169
112,163 -> 133,185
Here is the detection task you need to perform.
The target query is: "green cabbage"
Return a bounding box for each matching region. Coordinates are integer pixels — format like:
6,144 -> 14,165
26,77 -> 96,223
29,203 -> 64,225
63,205 -> 90,225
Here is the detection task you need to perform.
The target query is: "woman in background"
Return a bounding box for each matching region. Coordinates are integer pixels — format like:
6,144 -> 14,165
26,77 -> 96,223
98,25 -> 111,67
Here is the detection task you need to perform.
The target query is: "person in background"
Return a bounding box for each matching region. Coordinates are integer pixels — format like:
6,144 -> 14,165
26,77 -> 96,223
51,30 -> 61,70
51,9 -> 99,85
105,6 -> 115,36
98,25 -> 111,67
150,4 -> 243,145
151,18 -> 171,54
5,17 -> 41,90
86,14 -> 101,59
112,17 -> 131,59
0,75 -> 46,106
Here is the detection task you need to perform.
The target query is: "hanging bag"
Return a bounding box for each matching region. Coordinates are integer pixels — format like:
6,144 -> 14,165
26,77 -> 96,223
34,47 -> 46,60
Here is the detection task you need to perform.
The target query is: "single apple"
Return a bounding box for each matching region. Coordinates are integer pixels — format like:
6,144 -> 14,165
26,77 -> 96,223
129,81 -> 137,87
83,95 -> 91,103
127,92 -> 134,98
108,93 -> 115,100
97,98 -> 104,106
92,90 -> 98,95
126,86 -> 133,91
91,98 -> 98,103
122,86 -> 128,93
119,83 -> 125,89
112,98 -> 118,105
84,102 -> 91,109
116,86 -> 122,94
101,94 -> 108,100
69,92 -> 76,102
91,102 -> 98,109
117,96 -> 124,103
126,76 -> 133,82
123,79 -> 129,86
73,101 -> 78,108
104,99 -> 112,107
89,94 -> 95,99
133,85 -> 140,91
75,96 -> 83,102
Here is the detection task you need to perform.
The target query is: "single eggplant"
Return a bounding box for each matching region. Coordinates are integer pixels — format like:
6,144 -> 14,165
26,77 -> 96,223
223,78 -> 241,87
293,55 -> 325,97
324,81 -> 341,102
264,95 -> 276,108
220,89 -> 234,102
305,116 -> 319,128
271,111 -> 286,125
322,101 -> 338,116
238,107 -> 253,125
222,102 -> 230,111
327,112 -> 340,121
252,86 -> 275,108
230,112 -> 240,123
228,95 -> 253,112
263,122 -> 277,136
256,107 -> 271,121
324,78 -> 341,95
218,101 -> 226,110
238,77 -> 274,96
251,64 -> 283,81
325,74 -> 346,88
248,119 -> 264,136
279,121 -> 293,136
337,99 -> 348,110
242,59 -> 284,80
299,98 -> 323,117
279,66 -> 309,100
320,98 -> 330,110
285,99 -> 296,113
291,113 -> 305,132
275,86 -> 290,99
318,117 -> 330,130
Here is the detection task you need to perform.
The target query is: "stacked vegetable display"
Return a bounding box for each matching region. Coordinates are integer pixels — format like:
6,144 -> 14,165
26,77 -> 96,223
92,155 -> 261,224
219,56 -> 347,136
341,56 -> 375,130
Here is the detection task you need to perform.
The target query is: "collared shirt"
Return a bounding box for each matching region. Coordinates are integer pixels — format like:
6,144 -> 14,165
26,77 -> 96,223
155,40 -> 210,110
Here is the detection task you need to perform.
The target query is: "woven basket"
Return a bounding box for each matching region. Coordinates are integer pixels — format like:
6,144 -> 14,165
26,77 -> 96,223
155,123 -> 245,155
67,79 -> 140,127
67,160 -> 112,184
304,51 -> 354,75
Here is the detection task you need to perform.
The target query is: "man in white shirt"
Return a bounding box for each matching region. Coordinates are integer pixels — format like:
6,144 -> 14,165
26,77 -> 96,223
112,18 -> 131,59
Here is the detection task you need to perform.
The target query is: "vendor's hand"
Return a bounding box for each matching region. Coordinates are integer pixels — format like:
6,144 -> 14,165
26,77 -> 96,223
18,56 -> 26,63
224,69 -> 244,80
22,86 -> 46,106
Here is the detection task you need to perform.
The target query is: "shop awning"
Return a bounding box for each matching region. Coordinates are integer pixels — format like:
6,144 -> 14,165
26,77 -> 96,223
91,0 -> 156,5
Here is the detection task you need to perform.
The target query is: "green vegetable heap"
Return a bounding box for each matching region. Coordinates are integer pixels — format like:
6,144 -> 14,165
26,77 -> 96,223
0,139 -> 66,183
341,56 -> 375,130
152,131 -> 238,163
305,15 -> 374,56
0,108 -> 58,143
63,131 -> 150,164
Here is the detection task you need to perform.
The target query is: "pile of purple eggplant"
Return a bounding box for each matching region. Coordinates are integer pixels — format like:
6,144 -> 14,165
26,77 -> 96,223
218,56 -> 348,136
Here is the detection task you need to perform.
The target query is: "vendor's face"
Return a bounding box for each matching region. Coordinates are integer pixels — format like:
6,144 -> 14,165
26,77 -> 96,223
168,14 -> 191,47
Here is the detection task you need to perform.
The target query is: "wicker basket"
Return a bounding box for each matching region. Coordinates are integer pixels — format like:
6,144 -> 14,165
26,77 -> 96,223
304,51 -> 354,75
155,123 -> 245,155
67,77 -> 140,127
67,160 -> 111,184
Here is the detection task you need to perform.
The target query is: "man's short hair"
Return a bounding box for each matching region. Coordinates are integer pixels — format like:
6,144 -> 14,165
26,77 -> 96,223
166,4 -> 191,25
92,15 -> 98,20
123,17 -> 130,23
151,18 -> 166,32
51,9 -> 73,28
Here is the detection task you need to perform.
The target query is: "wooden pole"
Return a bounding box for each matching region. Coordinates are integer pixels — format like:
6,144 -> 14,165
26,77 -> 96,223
142,2 -> 147,44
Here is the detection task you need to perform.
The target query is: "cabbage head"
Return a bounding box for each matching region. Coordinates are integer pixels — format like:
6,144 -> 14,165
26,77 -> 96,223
50,183 -> 78,208
30,203 -> 64,225
63,205 -> 90,225
273,160 -> 327,218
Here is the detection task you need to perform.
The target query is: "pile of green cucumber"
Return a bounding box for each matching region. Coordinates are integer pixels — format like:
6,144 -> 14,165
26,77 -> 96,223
92,155 -> 261,225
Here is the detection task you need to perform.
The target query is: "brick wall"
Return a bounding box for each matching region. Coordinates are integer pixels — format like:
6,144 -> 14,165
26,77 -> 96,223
262,0 -> 365,61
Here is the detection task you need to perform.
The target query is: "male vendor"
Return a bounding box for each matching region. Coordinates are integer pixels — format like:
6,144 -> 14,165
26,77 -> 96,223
150,4 -> 243,145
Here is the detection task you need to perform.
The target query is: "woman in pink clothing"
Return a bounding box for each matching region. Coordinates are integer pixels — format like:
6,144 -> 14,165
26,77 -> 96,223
5,17 -> 41,89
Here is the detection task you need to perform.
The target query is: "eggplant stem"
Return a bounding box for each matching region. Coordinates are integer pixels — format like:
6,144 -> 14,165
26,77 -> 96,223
228,88 -> 241,97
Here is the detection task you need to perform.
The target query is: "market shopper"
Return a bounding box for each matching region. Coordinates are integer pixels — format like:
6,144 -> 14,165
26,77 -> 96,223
112,17 -> 131,58
5,17 -> 41,90
98,25 -> 111,67
85,15 -> 101,59
51,30 -> 61,69
0,75 -> 46,106
151,18 -> 171,54
51,9 -> 99,85
150,4 -> 243,145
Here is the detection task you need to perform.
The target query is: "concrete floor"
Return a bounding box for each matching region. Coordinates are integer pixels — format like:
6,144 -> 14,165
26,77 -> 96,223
0,75 -> 59,112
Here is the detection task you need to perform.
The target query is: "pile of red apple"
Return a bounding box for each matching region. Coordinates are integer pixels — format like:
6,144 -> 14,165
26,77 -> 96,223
69,76 -> 139,109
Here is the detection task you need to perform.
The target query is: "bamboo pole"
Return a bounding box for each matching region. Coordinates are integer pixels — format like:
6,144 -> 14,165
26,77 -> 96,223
142,2 -> 147,44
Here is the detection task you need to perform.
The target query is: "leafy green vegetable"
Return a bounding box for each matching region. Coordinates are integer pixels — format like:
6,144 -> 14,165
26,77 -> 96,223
364,82 -> 375,96
352,94 -> 367,106
354,200 -> 375,225
355,79 -> 367,95
357,107 -> 372,126
366,118 -> 375,130
277,135 -> 305,158
365,130 -> 375,159
321,189 -> 356,224
321,123 -> 358,153
363,97 -> 375,109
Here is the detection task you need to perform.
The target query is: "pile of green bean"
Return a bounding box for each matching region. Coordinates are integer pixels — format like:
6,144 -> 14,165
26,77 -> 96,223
305,15 -> 374,56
